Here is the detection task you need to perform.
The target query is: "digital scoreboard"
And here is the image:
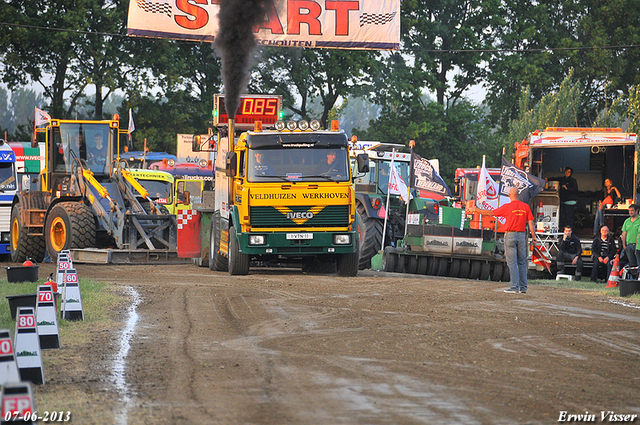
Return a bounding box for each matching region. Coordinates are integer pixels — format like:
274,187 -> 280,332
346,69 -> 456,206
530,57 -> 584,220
213,94 -> 282,128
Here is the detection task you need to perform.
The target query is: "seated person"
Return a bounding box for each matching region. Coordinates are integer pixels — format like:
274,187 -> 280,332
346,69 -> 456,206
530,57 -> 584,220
591,225 -> 617,282
593,178 -> 621,234
252,152 -> 272,176
87,133 -> 107,173
557,225 -> 583,280
320,149 -> 346,178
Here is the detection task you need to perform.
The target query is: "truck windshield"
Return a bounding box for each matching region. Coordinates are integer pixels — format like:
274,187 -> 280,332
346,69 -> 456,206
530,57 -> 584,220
247,148 -> 350,182
54,123 -> 111,174
0,162 -> 17,191
136,180 -> 173,205
376,161 -> 410,195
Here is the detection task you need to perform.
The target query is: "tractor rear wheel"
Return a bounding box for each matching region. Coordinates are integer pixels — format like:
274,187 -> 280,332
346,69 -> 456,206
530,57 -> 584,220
209,212 -> 228,272
10,203 -> 46,263
356,204 -> 383,270
45,202 -> 96,262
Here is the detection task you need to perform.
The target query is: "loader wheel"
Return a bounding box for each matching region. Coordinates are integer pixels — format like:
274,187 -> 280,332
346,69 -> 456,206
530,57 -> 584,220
356,203 -> 384,270
208,212 -> 228,272
45,202 -> 96,262
228,226 -> 249,275
491,262 -> 503,282
10,203 -> 46,263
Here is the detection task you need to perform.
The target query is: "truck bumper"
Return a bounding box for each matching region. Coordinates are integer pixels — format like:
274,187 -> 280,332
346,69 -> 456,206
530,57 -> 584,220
239,231 -> 357,255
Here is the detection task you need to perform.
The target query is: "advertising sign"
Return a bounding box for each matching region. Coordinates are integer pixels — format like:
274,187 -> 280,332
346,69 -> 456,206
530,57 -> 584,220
128,0 -> 400,50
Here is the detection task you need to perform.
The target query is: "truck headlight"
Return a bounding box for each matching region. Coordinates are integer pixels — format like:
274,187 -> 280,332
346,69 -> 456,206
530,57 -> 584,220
249,235 -> 266,245
333,234 -> 351,245
1,232 -> 9,242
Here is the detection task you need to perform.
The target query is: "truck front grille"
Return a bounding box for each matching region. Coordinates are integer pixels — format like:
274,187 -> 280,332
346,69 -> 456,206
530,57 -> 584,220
250,205 -> 349,228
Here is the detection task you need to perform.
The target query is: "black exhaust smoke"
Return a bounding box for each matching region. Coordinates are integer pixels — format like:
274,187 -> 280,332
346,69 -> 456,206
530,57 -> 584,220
215,0 -> 268,119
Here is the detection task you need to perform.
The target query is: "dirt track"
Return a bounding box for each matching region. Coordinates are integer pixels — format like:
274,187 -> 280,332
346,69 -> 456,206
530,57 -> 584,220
33,263 -> 640,424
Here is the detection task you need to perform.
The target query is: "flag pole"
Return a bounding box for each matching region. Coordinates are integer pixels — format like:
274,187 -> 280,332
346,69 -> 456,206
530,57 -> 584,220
404,140 -> 416,238
494,153 -> 501,238
381,149 -> 395,250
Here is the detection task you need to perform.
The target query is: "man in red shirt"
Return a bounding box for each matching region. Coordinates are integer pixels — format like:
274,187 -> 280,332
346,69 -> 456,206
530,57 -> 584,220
474,187 -> 537,294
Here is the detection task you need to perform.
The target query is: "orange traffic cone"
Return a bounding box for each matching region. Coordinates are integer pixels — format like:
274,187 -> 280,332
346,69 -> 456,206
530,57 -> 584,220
606,254 -> 620,288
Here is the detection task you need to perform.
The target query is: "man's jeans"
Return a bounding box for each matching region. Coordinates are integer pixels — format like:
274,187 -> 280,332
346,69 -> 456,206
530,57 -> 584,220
557,250 -> 583,278
624,243 -> 639,267
505,232 -> 528,292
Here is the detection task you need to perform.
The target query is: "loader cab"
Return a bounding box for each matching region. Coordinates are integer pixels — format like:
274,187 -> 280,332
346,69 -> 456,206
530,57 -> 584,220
47,121 -> 117,192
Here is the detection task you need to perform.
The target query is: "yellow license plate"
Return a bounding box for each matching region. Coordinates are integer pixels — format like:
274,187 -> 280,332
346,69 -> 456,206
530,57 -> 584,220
582,250 -> 592,256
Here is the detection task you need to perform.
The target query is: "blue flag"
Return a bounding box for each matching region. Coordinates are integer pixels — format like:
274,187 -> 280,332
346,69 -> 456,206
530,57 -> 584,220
500,156 -> 546,202
410,152 -> 451,197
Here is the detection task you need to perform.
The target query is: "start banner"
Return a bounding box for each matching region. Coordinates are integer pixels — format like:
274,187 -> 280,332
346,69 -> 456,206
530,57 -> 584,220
127,0 -> 400,50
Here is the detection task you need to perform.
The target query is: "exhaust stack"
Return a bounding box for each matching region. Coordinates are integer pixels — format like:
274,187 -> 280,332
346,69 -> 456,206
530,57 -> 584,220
228,118 -> 235,150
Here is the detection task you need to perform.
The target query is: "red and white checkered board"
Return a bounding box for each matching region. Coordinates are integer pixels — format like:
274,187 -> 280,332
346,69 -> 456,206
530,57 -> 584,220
176,210 -> 198,230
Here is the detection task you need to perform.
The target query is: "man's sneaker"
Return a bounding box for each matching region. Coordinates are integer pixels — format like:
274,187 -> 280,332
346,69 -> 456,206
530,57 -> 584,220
503,288 -> 519,293
519,289 -> 527,294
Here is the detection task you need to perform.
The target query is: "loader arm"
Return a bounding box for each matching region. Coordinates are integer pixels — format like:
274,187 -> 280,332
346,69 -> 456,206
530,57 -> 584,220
120,168 -> 162,214
78,168 -> 124,234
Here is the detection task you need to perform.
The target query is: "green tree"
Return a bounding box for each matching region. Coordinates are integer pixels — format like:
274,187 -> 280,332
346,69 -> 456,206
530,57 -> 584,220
505,71 -> 583,152
401,0 -> 501,107
0,0 -> 90,117
254,48 -> 379,127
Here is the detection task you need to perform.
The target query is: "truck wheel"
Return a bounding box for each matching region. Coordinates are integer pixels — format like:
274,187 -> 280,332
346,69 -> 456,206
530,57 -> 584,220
228,226 -> 249,275
382,247 -> 396,272
45,202 -> 96,262
491,262 -> 503,282
416,256 -> 429,274
356,205 -> 383,270
480,262 -> 491,280
501,263 -> 511,282
449,259 -> 461,277
469,260 -> 482,279
337,238 -> 359,277
459,260 -> 471,279
10,203 -> 46,263
208,212 -> 228,272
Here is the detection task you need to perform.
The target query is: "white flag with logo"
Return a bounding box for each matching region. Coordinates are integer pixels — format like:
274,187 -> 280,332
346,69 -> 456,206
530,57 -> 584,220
389,164 -> 411,204
128,108 -> 135,133
476,156 -> 500,211
35,107 -> 51,126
